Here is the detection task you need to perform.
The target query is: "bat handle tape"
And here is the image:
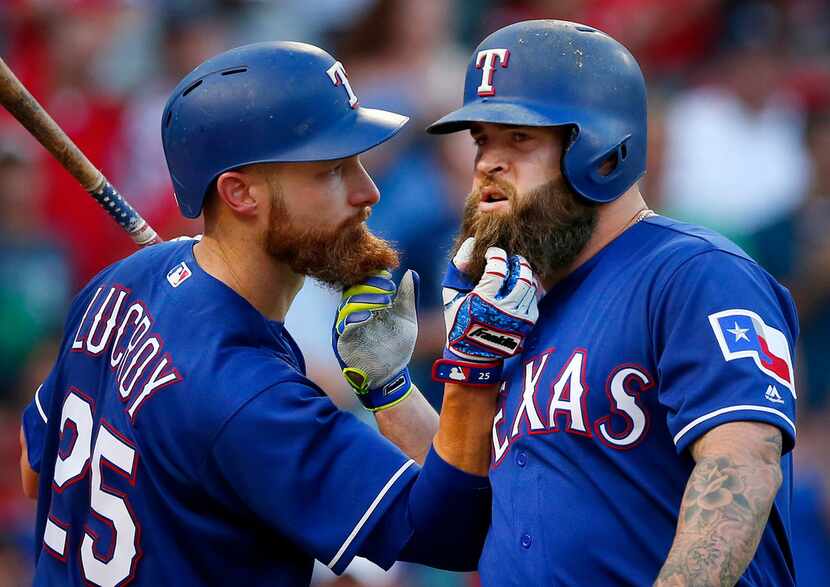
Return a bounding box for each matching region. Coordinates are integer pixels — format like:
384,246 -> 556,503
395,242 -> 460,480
88,176 -> 161,247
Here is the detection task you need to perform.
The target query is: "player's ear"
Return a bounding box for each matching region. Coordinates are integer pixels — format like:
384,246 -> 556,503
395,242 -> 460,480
215,170 -> 259,217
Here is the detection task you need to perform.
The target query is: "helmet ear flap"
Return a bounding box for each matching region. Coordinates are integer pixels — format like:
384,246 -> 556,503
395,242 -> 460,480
588,135 -> 632,185
563,128 -> 644,204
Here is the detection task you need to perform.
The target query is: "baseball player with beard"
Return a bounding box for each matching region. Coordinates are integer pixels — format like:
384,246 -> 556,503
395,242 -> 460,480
428,20 -> 798,586
18,42 -> 541,586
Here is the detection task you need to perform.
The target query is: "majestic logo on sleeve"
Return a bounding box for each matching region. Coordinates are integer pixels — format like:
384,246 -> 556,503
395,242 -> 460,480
708,309 -> 795,396
475,48 -> 510,96
326,61 -> 359,108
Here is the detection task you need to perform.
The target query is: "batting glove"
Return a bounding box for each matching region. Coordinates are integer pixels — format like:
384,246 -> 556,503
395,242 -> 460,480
332,270 -> 419,411
433,240 -> 539,386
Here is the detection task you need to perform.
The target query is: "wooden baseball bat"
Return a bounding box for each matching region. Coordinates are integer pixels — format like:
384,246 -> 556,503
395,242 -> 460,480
0,57 -> 161,246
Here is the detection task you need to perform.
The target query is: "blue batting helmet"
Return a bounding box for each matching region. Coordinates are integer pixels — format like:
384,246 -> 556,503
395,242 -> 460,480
162,42 -> 409,218
427,20 -> 647,204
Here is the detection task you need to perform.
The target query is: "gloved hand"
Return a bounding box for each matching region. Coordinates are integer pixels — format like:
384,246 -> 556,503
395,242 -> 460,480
332,270 -> 419,411
433,239 -> 538,386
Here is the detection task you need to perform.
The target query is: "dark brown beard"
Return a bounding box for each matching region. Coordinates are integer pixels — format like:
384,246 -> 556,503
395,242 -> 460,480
452,176 -> 597,283
263,185 -> 399,288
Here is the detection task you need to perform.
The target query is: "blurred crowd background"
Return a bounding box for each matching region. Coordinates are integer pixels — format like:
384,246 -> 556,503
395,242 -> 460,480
0,0 -> 829,585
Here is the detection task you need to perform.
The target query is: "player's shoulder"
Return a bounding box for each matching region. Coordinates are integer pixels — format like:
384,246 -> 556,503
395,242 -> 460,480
190,345 -> 314,417
638,215 -> 754,265
638,216 -> 796,318
634,215 -> 794,306
104,238 -> 200,282
69,237 -> 313,424
75,239 -> 197,297
124,314 -> 318,469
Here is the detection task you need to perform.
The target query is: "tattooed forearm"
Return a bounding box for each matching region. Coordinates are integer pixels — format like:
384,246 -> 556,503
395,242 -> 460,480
654,423 -> 783,587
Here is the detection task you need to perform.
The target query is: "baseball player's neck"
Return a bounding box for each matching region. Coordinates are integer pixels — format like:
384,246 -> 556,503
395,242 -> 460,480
193,234 -> 303,322
542,185 -> 649,289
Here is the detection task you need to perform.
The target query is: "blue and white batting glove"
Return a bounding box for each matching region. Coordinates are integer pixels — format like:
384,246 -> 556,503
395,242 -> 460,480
332,270 -> 420,411
433,239 -> 539,387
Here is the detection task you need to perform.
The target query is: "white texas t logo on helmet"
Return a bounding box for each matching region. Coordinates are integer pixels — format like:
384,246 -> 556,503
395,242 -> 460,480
475,48 -> 510,96
326,61 -> 359,108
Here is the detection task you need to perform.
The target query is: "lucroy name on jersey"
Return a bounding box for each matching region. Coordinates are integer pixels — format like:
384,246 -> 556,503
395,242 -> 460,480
71,284 -> 183,422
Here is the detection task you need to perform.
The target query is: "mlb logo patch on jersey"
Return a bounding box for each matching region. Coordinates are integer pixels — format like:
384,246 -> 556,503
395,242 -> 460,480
708,309 -> 795,396
166,262 -> 192,288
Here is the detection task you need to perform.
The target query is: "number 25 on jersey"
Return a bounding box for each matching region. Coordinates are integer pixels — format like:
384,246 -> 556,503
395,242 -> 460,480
45,387 -> 141,587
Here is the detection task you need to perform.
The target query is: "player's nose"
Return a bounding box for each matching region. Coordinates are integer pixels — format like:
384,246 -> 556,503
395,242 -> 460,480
475,147 -> 509,177
348,159 -> 381,208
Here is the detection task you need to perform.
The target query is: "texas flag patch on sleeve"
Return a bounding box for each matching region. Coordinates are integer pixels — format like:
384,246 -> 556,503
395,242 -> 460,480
708,309 -> 795,397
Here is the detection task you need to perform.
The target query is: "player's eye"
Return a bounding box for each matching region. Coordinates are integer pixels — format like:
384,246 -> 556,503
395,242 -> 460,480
512,131 -> 530,143
472,135 -> 486,147
327,163 -> 344,176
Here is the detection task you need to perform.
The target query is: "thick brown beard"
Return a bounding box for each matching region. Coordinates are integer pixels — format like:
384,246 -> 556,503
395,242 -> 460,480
263,185 -> 399,288
452,176 -> 597,283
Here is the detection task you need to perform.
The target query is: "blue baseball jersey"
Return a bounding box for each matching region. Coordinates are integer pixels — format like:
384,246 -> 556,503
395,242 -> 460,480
479,216 -> 798,586
22,239 -> 487,586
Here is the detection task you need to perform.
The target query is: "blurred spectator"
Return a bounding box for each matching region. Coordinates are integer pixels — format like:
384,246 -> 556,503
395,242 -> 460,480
0,138 -> 70,400
660,1 -> 811,247
0,334 -> 61,587
791,414 -> 830,584
113,10 -> 227,242
786,0 -> 830,56
231,0 -> 376,48
334,0 -> 467,125
1,1 -> 133,285
751,108 -> 830,409
643,94 -> 669,211
0,531 -> 31,587
481,0 -> 725,80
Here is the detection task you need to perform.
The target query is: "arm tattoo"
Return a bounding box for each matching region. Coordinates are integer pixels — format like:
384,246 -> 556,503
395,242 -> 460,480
654,426 -> 783,587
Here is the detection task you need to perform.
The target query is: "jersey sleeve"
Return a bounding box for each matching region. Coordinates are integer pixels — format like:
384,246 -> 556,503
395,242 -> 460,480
21,369 -> 59,473
358,446 -> 492,571
206,378 -> 419,575
653,250 -> 798,455
21,274 -> 108,473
